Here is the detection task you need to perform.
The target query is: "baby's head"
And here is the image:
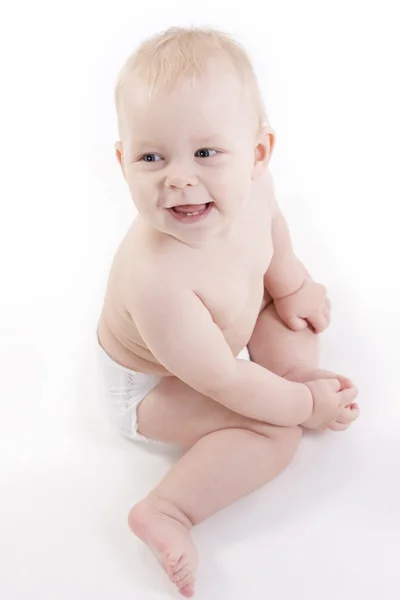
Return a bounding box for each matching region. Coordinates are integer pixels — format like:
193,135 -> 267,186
114,27 -> 275,244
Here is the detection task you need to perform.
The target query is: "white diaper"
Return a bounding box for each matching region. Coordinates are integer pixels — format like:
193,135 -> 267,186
97,343 -> 251,443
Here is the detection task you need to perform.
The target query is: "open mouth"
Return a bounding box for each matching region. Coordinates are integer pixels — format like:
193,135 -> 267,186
168,202 -> 214,222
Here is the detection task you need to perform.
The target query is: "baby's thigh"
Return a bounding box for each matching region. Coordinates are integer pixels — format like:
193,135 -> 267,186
137,376 -> 292,448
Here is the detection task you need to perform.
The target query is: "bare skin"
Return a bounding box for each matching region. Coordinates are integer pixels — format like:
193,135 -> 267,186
122,305 -> 357,597
97,62 -> 359,597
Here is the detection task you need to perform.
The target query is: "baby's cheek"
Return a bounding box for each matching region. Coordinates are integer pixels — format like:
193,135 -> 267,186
129,178 -> 153,203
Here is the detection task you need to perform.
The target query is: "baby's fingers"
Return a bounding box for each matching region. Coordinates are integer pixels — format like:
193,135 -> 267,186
309,313 -> 328,333
338,385 -> 358,407
335,374 -> 354,391
328,421 -> 351,431
339,404 -> 360,424
329,404 -> 360,431
326,378 -> 341,392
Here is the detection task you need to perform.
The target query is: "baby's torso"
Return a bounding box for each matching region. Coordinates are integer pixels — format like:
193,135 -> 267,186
98,185 -> 274,375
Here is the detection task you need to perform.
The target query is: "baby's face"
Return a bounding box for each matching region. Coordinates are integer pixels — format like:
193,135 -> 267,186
116,62 -> 265,243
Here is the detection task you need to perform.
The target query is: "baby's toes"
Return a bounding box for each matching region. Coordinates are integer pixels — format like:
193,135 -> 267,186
167,555 -> 185,578
177,572 -> 195,590
174,565 -> 190,584
178,576 -> 196,597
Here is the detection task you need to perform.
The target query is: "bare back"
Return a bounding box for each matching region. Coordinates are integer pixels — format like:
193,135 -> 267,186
97,180 -> 274,375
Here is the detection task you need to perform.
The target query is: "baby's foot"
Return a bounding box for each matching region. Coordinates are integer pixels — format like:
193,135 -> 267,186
128,496 -> 198,597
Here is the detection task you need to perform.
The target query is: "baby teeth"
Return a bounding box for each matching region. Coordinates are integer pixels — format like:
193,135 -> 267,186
172,203 -> 210,216
180,209 -> 205,216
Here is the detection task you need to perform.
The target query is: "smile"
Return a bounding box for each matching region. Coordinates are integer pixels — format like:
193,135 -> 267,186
167,202 -> 214,223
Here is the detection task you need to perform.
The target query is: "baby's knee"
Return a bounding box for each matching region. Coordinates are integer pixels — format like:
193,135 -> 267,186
273,424 -> 302,444
282,363 -> 318,382
247,417 -> 302,445
269,425 -> 302,465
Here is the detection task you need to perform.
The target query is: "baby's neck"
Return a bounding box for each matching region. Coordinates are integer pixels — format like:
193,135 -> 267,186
142,217 -> 239,252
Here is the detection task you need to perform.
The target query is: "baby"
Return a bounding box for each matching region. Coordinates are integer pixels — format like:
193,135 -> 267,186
97,27 -> 360,597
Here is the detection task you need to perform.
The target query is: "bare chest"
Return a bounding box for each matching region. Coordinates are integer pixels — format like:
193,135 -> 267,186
194,209 -> 273,352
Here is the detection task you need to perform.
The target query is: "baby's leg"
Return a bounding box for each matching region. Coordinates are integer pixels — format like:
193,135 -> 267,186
248,301 -> 341,383
248,302 -> 358,432
130,379 -> 302,597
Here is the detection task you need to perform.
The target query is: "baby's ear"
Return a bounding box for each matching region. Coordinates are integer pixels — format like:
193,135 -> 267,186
251,126 -> 276,179
115,141 -> 126,179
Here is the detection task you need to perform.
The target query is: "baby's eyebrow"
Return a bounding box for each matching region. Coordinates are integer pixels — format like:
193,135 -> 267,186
131,136 -> 228,150
133,140 -> 161,149
194,135 -> 227,145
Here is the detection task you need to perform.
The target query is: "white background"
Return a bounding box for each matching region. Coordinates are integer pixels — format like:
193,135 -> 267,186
1,1 -> 399,599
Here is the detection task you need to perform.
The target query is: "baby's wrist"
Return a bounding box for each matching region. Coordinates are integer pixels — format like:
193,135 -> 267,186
295,383 -> 314,423
271,276 -> 307,302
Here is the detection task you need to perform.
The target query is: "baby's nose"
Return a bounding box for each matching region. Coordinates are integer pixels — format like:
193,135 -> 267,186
165,166 -> 198,189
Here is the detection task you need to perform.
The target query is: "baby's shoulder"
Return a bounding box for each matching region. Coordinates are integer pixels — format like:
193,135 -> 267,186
118,224 -> 189,300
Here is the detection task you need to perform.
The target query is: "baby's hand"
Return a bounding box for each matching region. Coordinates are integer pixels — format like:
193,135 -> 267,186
302,377 -> 359,430
274,279 -> 331,333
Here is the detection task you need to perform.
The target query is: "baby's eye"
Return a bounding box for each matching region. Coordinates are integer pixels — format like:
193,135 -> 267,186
140,153 -> 162,162
195,148 -> 217,158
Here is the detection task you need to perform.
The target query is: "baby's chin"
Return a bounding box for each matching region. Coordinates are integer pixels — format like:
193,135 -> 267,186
162,208 -> 227,243
138,202 -> 241,244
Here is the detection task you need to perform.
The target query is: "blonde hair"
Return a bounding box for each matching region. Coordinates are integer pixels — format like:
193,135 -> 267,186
115,26 -> 268,135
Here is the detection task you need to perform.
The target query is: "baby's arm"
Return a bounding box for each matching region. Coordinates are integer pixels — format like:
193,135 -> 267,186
263,190 -> 330,332
263,193 -> 309,300
129,281 -> 312,427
